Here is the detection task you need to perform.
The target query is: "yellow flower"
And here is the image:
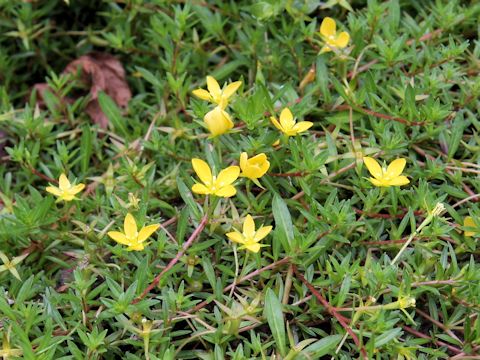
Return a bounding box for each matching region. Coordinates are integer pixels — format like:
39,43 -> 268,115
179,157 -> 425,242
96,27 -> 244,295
240,152 -> 270,184
319,17 -> 350,54
270,108 -> 313,136
464,216 -> 477,237
191,158 -> 240,198
107,213 -> 159,251
363,157 -> 410,187
226,214 -> 272,253
192,76 -> 242,109
204,106 -> 234,137
46,173 -> 85,202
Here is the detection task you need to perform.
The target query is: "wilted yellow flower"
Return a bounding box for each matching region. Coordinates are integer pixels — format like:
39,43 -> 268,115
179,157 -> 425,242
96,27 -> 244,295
204,106 -> 234,137
240,152 -> 270,182
46,173 -> 85,202
363,157 -> 410,187
226,214 -> 272,253
107,213 -> 159,251
319,17 -> 350,54
464,216 -> 477,237
192,76 -> 242,109
270,108 -> 313,136
191,158 -> 240,198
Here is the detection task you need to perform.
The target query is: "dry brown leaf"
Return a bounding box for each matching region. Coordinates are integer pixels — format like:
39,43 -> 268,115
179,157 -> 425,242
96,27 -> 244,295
33,52 -> 131,128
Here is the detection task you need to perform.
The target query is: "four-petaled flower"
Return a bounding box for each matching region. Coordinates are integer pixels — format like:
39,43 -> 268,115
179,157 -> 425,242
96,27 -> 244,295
107,213 -> 160,251
46,173 -> 85,202
464,216 -> 477,237
191,158 -> 240,198
319,17 -> 350,54
204,106 -> 234,137
270,108 -> 313,136
226,214 -> 272,253
240,152 -> 270,187
192,76 -> 242,109
363,157 -> 410,187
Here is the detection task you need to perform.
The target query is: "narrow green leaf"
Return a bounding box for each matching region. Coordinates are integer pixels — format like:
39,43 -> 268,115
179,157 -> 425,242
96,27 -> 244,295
264,288 -> 287,356
98,91 -> 128,136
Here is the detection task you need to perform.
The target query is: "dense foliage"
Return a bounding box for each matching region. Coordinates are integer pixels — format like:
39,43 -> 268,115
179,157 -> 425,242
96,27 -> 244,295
1,0 -> 480,359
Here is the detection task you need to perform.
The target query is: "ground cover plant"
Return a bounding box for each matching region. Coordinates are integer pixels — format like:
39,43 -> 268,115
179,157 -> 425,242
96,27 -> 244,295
1,0 -> 480,358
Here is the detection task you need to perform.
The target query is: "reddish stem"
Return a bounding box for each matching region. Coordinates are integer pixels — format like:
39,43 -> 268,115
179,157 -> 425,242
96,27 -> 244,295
292,265 -> 368,360
133,214 -> 208,304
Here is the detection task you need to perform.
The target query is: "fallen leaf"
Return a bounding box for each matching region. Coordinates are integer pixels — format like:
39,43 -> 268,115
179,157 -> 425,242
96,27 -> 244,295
33,52 -> 131,128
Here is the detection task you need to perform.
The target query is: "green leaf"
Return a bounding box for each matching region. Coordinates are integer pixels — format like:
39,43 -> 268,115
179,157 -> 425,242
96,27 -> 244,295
299,335 -> 343,358
264,288 -> 287,356
272,195 -> 294,252
98,92 -> 128,136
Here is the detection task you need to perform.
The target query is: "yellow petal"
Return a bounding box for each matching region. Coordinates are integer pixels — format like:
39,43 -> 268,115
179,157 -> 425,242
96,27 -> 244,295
214,185 -> 236,198
243,243 -> 261,253
46,186 -> 62,197
204,107 -> 233,136
387,176 -> 410,186
59,173 -> 70,191
292,121 -> 313,134
192,183 -> 211,195
279,108 -> 295,131
335,31 -> 350,48
216,166 -> 240,186
368,177 -> 384,187
385,158 -> 406,178
60,194 -> 75,201
124,213 -> 137,239
464,216 -> 476,237
363,157 -> 383,180
137,224 -> 160,242
243,215 -> 255,238
222,81 -> 242,99
226,231 -> 245,244
270,116 -> 284,131
240,152 -> 248,171
253,225 -> 272,242
206,76 -> 221,98
192,88 -> 212,101
192,158 -> 212,186
70,183 -> 85,195
249,153 -> 267,164
128,243 -> 145,251
108,231 -> 130,245
320,17 -> 336,38
320,45 -> 332,54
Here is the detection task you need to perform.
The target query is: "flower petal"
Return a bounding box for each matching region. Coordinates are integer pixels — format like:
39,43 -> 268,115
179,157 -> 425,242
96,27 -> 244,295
320,17 -> 336,38
70,183 -> 85,195
363,157 -> 383,180
279,108 -> 295,131
240,152 -> 248,171
204,107 -> 233,136
59,173 -> 70,191
124,213 -> 137,239
216,166 -> 240,186
192,158 -> 212,186
206,76 -> 221,98
243,243 -> 261,253
292,121 -> 313,134
253,225 -> 272,242
223,81 -> 242,99
128,243 -> 145,251
335,31 -> 350,48
320,45 -> 332,54
192,183 -> 211,195
226,231 -> 245,244
214,185 -> 236,197
385,158 -> 406,178
243,215 -> 255,238
137,224 -> 160,242
46,186 -> 62,197
387,176 -> 410,186
270,116 -> 283,131
368,177 -> 384,187
464,216 -> 476,237
192,88 -> 212,101
107,231 -> 130,245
